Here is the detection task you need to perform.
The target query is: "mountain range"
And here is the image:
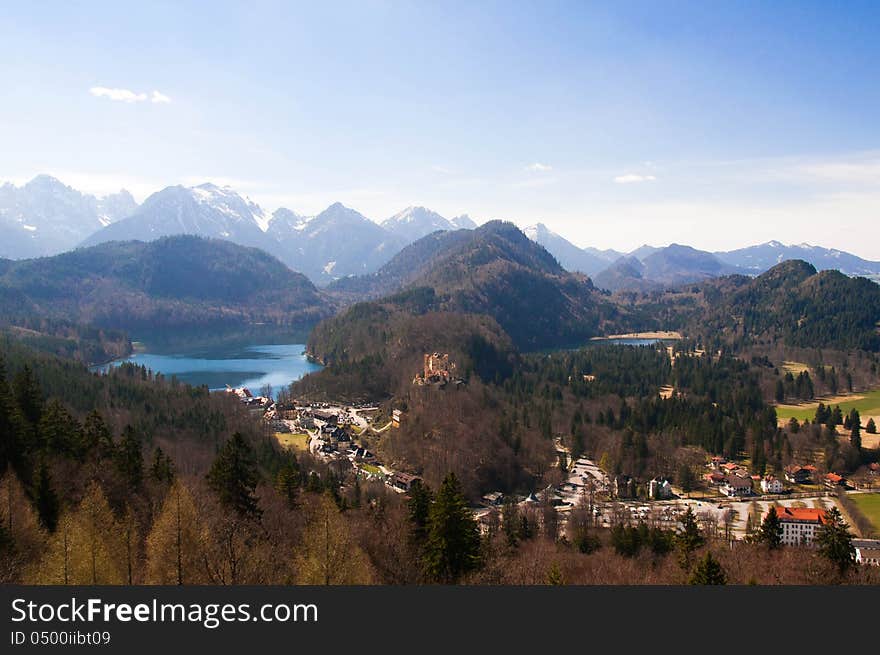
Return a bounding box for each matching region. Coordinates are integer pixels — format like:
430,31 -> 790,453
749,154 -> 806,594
3,175 -> 879,290
0,175 -> 137,259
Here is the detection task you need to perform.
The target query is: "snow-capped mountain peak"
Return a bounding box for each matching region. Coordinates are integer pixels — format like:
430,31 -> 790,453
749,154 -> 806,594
381,206 -> 454,241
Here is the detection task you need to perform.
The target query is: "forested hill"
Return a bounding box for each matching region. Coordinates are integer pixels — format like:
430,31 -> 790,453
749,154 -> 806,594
321,221 -> 633,353
0,236 -> 331,335
691,259 -> 880,351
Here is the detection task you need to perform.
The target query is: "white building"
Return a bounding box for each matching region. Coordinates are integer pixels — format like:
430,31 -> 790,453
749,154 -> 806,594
853,539 -> 880,566
773,507 -> 827,546
760,476 -> 784,494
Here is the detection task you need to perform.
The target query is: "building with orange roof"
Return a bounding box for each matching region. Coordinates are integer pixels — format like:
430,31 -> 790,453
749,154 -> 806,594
770,506 -> 828,546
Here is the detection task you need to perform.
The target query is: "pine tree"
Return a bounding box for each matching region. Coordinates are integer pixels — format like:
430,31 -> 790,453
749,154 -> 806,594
275,459 -> 300,508
546,562 -> 565,585
816,507 -> 855,575
757,505 -> 782,549
424,472 -> 481,583
849,409 -> 861,450
80,410 -> 113,459
150,447 -> 174,484
867,418 -> 877,434
12,365 -> 43,427
407,479 -> 433,546
676,506 -> 704,568
206,432 -> 261,518
33,461 -> 59,532
115,425 -> 143,489
689,551 -> 727,585
38,399 -> 81,457
0,359 -> 21,474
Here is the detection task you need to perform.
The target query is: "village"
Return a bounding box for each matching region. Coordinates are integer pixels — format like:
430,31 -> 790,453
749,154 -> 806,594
223,350 -> 880,567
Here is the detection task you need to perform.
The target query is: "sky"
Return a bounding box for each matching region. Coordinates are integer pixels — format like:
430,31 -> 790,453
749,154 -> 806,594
1,1 -> 879,258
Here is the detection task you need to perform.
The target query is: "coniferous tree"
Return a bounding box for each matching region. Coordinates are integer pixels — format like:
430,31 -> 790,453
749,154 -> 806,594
676,507 -> 704,568
150,447 -> 174,484
689,551 -> 727,585
206,432 -> 261,518
407,479 -> 433,547
0,362 -> 21,474
849,409 -> 861,450
816,507 -> 855,575
115,425 -> 143,489
274,459 -> 300,508
81,410 -> 113,458
12,365 -> 42,427
38,399 -> 80,457
33,461 -> 59,532
424,472 -> 481,583
757,505 -> 782,549
867,418 -> 877,434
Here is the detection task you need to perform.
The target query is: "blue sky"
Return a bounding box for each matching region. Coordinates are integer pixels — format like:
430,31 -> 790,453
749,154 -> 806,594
2,1 -> 879,257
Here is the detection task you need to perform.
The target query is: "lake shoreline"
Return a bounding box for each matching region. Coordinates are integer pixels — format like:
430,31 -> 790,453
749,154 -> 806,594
590,330 -> 683,341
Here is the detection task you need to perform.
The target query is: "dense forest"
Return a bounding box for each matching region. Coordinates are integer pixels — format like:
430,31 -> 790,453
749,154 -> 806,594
2,337 -> 877,586
0,236 -> 330,342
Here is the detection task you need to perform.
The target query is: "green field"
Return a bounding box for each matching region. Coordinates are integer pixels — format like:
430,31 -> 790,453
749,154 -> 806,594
849,493 -> 880,534
775,388 -> 880,421
274,432 -> 310,451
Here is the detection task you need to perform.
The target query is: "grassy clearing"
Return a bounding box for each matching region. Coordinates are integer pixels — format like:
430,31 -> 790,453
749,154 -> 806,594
358,463 -> 382,476
775,388 -> 880,421
849,493 -> 880,534
781,361 -> 810,375
274,432 -> 310,451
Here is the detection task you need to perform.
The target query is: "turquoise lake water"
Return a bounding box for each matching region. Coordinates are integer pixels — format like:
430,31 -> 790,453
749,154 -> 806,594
93,343 -> 323,397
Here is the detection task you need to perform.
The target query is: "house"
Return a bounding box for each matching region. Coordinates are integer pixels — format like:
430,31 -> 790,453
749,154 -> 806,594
613,475 -> 636,499
721,462 -> 740,473
329,427 -> 351,451
704,472 -> 725,486
708,456 -> 727,469
774,507 -> 828,546
392,409 -> 403,428
760,476 -> 784,494
390,472 -> 421,492
784,465 -> 816,485
721,475 -> 753,497
853,539 -> 880,566
648,477 -> 674,500
823,473 -> 847,489
482,491 -> 504,507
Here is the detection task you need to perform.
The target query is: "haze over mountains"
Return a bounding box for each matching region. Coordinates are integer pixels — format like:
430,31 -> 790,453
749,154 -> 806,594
2,175 -> 879,291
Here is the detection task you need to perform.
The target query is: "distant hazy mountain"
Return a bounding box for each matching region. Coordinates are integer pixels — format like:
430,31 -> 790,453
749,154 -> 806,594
381,206 -> 455,242
594,244 -> 740,291
583,246 -> 624,263
523,223 -> 610,275
715,241 -> 880,278
269,202 -> 406,285
0,175 -> 137,259
81,182 -> 269,250
450,214 -> 478,229
628,244 -> 662,261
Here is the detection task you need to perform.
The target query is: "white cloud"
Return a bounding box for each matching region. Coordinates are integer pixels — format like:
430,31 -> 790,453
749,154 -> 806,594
525,162 -> 553,172
90,87 -> 147,103
89,86 -> 171,104
613,173 -> 656,184
151,90 -> 172,104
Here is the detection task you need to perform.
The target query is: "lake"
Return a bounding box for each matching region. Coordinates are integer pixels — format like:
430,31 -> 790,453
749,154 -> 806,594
93,343 -> 323,397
